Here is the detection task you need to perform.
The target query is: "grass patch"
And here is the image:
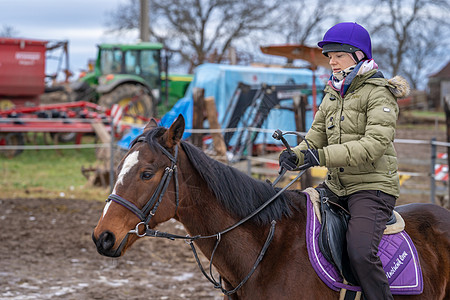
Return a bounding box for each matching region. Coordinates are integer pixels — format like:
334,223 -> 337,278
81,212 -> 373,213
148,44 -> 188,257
0,134 -> 109,201
409,110 -> 445,119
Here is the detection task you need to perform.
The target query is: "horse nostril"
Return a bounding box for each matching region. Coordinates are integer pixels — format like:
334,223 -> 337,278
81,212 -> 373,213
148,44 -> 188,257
98,231 -> 116,251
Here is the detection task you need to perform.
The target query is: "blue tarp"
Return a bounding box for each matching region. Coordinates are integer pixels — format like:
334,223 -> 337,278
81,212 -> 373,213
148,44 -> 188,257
117,126 -> 143,150
119,63 -> 324,149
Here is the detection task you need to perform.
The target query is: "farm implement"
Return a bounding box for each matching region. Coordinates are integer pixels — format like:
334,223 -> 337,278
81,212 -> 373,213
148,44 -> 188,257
0,101 -> 108,157
0,37 -> 188,158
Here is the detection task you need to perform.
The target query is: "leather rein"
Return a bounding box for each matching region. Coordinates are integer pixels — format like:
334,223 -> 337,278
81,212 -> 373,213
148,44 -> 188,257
105,136 -> 306,296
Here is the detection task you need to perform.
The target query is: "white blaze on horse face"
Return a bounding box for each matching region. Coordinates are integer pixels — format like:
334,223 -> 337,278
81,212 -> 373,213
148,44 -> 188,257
102,200 -> 112,218
103,150 -> 140,218
115,150 -> 140,191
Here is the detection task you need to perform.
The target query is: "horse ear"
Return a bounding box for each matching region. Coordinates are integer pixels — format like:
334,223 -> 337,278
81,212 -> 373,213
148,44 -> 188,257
164,114 -> 185,148
143,118 -> 159,132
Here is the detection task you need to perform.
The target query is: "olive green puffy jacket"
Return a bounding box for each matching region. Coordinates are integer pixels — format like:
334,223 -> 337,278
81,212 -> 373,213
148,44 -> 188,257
292,70 -> 410,197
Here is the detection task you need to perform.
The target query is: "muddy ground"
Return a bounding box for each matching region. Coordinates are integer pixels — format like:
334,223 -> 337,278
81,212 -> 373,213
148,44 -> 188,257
0,127 -> 448,300
0,197 -> 223,300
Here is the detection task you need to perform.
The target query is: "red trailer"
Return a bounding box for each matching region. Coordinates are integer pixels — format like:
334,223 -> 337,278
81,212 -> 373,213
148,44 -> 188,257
0,38 -> 48,107
0,38 -> 153,158
0,38 -> 109,157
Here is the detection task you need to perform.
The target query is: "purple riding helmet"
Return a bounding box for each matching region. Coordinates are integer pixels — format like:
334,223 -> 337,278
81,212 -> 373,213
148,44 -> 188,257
318,22 -> 372,62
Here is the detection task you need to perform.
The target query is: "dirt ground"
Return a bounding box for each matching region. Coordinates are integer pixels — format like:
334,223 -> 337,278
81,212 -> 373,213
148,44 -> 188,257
0,197 -> 223,300
0,126 -> 448,300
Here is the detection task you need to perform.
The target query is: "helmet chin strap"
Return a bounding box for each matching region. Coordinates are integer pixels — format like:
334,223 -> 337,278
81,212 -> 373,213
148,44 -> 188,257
351,50 -> 367,64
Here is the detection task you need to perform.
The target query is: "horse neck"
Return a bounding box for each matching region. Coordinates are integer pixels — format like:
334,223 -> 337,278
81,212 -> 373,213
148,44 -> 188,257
175,152 -> 271,280
176,155 -> 247,236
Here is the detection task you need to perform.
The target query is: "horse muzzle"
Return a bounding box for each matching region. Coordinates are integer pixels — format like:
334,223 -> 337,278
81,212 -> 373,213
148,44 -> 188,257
92,230 -> 124,258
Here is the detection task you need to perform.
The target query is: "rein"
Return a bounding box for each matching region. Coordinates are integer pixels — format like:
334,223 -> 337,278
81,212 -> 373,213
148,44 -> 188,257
144,169 -> 305,297
107,136 -> 305,296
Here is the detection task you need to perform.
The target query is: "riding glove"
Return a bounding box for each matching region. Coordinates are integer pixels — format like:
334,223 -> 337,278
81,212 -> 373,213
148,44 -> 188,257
300,149 -> 321,169
279,150 -> 299,171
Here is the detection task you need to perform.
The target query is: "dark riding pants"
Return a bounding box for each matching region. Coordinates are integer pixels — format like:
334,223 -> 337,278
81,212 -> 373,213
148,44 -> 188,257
345,190 -> 396,300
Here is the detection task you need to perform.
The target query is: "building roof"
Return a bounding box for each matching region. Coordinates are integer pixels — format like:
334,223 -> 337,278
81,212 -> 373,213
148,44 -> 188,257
430,61 -> 450,78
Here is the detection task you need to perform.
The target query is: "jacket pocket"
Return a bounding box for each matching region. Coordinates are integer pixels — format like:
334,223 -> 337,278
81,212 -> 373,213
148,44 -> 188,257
373,155 -> 397,174
357,162 -> 376,173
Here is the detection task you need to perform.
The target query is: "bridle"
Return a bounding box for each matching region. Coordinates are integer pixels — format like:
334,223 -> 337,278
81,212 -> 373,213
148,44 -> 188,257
105,135 -> 179,255
104,134 -> 306,296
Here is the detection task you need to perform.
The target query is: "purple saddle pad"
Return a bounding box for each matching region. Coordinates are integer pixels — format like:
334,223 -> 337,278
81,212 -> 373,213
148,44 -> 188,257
304,192 -> 423,295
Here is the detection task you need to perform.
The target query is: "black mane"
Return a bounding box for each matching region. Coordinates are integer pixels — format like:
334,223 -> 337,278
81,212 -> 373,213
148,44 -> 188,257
181,141 -> 296,224
138,127 -> 294,225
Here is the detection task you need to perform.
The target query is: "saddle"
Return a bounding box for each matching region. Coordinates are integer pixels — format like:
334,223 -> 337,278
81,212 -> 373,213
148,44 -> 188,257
316,187 -> 398,286
303,188 -> 423,296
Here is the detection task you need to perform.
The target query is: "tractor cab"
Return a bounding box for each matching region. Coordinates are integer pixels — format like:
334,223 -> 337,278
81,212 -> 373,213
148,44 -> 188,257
76,42 -> 164,122
96,43 -> 162,100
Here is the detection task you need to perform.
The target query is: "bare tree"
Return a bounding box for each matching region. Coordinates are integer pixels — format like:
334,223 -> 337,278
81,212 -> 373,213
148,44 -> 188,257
277,0 -> 342,46
0,25 -> 18,37
253,0 -> 343,67
365,0 -> 450,89
107,0 -> 284,72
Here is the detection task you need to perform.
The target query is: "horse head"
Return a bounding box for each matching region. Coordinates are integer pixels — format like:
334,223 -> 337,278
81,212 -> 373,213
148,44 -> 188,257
92,115 -> 185,257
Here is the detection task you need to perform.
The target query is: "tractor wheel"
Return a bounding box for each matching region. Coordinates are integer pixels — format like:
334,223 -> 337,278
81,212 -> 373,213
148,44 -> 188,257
70,81 -> 96,102
0,132 -> 25,158
50,132 -> 77,143
99,84 -> 155,124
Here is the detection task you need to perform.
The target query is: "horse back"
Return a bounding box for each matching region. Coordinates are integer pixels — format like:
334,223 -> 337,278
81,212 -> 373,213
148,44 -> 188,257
395,203 -> 450,299
395,203 -> 450,239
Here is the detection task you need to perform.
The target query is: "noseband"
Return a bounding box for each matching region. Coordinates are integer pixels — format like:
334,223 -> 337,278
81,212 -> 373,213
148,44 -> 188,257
105,135 -> 179,253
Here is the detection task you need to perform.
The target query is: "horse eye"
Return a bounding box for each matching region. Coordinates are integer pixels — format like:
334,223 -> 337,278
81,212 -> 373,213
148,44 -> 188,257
141,172 -> 154,180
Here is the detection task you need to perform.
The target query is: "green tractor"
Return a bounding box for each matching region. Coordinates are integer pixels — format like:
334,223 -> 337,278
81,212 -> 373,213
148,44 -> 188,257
72,42 -> 192,123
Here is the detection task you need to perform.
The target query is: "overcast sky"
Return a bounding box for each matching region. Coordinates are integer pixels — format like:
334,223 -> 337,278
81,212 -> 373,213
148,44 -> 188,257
2,1 -> 448,86
0,0 -> 134,78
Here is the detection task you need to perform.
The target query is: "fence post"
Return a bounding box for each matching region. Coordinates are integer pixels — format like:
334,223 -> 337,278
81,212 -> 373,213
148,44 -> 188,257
192,88 -> 205,148
430,137 -> 436,204
204,96 -> 227,160
110,124 -> 115,193
293,94 -> 312,189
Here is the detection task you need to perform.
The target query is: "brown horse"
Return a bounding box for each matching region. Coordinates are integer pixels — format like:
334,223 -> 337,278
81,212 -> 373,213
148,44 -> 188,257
93,115 -> 450,299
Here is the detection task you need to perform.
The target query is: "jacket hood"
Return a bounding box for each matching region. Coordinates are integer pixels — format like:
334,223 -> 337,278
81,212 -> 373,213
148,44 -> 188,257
324,71 -> 411,99
387,76 -> 410,98
363,73 -> 410,99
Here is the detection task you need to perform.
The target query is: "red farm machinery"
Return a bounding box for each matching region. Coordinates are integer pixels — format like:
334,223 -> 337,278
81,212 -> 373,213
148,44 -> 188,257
0,38 -> 192,159
0,37 -> 115,158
